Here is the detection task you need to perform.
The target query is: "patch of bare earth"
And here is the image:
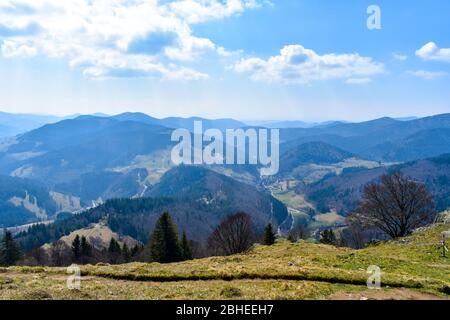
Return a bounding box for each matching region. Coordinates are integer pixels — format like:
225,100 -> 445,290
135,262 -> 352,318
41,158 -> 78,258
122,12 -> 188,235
328,288 -> 447,300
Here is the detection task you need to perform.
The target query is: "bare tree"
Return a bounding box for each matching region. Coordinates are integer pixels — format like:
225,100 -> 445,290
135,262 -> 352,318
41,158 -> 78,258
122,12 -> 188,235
338,224 -> 366,249
349,172 -> 435,239
50,240 -> 72,266
207,212 -> 255,256
287,225 -> 309,243
26,247 -> 50,266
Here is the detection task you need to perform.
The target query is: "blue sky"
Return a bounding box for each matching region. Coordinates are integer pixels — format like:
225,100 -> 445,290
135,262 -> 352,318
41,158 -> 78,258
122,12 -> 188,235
0,0 -> 449,121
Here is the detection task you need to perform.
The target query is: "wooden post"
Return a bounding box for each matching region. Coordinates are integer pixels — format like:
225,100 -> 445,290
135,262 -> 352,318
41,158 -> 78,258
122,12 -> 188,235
443,234 -> 449,258
445,241 -> 448,258
444,236 -> 446,258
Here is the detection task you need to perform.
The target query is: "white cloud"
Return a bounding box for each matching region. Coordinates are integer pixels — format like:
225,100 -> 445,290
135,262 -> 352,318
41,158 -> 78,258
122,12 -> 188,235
0,0 -> 265,79
416,42 -> 450,63
1,39 -> 36,57
74,49 -> 209,80
345,78 -> 371,85
407,70 -> 447,80
232,45 -> 384,84
393,53 -> 407,61
169,0 -> 264,24
217,46 -> 243,57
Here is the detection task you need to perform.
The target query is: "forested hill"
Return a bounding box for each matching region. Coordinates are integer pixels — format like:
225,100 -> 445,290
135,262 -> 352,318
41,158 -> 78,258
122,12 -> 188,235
303,153 -> 450,215
18,167 -> 288,251
0,175 -> 57,227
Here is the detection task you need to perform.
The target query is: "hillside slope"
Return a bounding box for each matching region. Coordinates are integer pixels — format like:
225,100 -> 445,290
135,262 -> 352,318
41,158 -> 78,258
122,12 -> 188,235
17,167 -> 288,250
277,141 -> 354,177
56,222 -> 141,250
0,116 -> 175,206
3,215 -> 449,300
0,175 -> 58,228
302,154 -> 450,214
361,128 -> 450,161
0,112 -> 68,138
146,166 -> 288,228
281,113 -> 450,162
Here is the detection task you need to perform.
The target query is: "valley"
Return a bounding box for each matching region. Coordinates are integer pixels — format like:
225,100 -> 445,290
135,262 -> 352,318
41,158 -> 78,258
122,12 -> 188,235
0,112 -> 448,293
0,0 -> 449,306
1,112 -> 450,248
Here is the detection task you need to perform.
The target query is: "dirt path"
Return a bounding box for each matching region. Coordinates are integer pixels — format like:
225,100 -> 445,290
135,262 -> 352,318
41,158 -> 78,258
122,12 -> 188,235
328,288 -> 447,300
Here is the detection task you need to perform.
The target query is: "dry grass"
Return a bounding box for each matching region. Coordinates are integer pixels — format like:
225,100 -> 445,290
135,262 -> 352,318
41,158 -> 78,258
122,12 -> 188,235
2,219 -> 449,300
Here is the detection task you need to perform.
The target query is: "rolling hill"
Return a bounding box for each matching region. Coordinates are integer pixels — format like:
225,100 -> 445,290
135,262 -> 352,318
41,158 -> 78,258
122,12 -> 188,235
277,141 -> 354,177
4,213 -> 450,300
112,112 -> 246,132
0,113 -> 249,204
0,124 -> 19,138
146,166 -> 288,228
0,175 -> 58,228
0,116 -> 174,196
361,128 -> 450,162
17,166 -> 288,251
53,168 -> 148,203
0,112 -> 72,138
281,113 -> 450,162
2,112 -> 450,230
54,221 -> 141,250
302,154 -> 450,215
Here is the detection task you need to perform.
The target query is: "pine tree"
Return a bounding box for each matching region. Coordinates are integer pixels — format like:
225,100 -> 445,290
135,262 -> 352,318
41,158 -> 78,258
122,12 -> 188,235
0,230 -> 21,266
71,235 -> 81,262
147,212 -> 182,263
180,231 -> 193,260
131,244 -> 140,258
108,238 -> 121,254
122,243 -> 130,262
107,238 -> 122,263
80,236 -> 92,260
263,223 -> 276,246
320,229 -> 336,245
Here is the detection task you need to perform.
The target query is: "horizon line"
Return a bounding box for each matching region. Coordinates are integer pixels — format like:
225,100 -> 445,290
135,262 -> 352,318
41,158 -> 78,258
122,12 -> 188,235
2,110 -> 450,124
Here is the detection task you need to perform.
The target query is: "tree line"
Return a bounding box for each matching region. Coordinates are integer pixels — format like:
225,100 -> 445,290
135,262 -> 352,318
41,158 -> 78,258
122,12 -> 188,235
3,210 -> 272,266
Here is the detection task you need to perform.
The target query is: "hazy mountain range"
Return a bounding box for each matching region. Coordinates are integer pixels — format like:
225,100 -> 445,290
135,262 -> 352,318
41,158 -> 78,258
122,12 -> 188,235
280,114 -> 450,161
0,112 -> 71,138
1,111 -> 450,250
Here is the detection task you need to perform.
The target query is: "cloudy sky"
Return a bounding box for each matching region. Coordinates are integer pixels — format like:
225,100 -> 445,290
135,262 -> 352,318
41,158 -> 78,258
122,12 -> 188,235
0,0 -> 449,121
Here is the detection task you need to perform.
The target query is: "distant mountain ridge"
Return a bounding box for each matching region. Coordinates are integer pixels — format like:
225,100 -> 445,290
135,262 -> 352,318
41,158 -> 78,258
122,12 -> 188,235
0,112 -> 77,138
280,113 -> 450,162
360,128 -> 450,161
111,112 -> 246,131
244,120 -> 349,129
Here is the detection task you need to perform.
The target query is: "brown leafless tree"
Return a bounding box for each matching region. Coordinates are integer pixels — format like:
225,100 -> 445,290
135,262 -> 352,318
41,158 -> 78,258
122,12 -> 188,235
338,224 -> 366,249
207,212 -> 255,256
27,247 -> 50,266
287,225 -> 309,242
349,172 -> 435,239
50,240 -> 72,266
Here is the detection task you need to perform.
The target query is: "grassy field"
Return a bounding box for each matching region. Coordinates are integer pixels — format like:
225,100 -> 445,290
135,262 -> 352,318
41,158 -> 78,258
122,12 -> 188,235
1,218 -> 449,300
288,158 -> 382,185
273,190 -> 313,211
